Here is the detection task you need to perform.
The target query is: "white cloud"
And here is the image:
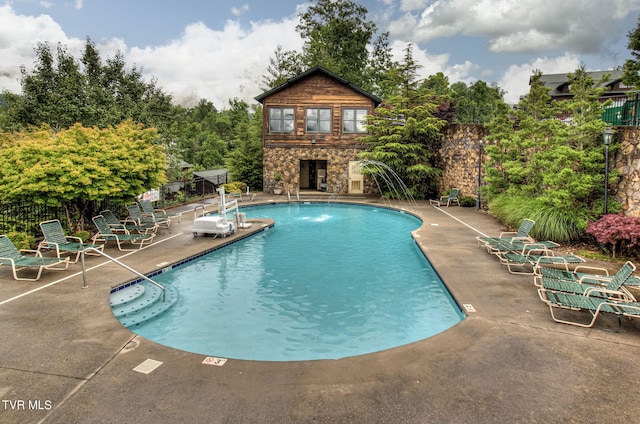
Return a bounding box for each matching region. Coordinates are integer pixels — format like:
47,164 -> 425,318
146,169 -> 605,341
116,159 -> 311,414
498,54 -> 582,104
231,4 -> 250,17
0,4 -> 76,93
390,39 -> 479,85
127,18 -> 302,107
391,0 -> 640,55
74,0 -> 83,10
0,3 -> 302,108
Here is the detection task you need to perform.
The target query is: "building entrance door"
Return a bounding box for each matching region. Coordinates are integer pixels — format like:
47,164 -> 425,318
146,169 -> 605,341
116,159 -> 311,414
299,160 -> 327,191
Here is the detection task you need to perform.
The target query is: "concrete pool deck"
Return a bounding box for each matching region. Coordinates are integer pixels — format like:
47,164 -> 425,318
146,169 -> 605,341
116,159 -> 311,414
1,195 -> 640,423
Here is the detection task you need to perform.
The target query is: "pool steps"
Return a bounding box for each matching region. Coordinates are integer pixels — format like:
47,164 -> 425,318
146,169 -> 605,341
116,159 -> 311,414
110,282 -> 178,327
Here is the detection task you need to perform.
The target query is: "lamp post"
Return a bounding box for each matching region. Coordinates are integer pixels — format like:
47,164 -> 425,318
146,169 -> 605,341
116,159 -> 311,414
476,139 -> 484,210
603,127 -> 613,215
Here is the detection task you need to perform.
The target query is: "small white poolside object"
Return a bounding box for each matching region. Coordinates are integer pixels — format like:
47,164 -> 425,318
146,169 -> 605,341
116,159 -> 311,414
192,186 -> 237,238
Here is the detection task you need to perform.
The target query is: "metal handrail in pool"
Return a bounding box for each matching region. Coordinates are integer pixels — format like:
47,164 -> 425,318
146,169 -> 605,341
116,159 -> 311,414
80,247 -> 166,302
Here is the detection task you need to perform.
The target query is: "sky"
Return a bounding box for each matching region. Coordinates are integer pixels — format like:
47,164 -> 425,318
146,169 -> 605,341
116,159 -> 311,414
1,0 -> 640,108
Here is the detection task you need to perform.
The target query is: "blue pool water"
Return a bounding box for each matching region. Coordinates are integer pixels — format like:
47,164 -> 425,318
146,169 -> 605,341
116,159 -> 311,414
131,203 -> 464,361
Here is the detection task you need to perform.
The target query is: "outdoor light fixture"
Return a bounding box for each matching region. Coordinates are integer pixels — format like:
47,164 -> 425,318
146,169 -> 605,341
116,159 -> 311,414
476,139 -> 484,211
603,127 -> 613,215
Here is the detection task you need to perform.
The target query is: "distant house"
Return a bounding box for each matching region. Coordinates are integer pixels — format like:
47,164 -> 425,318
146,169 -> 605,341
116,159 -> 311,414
254,66 -> 381,195
535,70 -> 639,125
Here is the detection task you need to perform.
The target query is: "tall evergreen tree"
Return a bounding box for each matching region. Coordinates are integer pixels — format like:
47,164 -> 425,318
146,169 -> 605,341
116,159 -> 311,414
623,15 -> 640,88
483,68 -> 614,241
359,46 -> 445,199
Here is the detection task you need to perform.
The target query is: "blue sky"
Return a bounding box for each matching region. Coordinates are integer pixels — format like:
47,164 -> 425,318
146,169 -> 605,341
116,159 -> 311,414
1,0 -> 640,107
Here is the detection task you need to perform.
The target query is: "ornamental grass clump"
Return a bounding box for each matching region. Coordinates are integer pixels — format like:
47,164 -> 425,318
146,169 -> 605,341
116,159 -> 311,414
586,214 -> 640,258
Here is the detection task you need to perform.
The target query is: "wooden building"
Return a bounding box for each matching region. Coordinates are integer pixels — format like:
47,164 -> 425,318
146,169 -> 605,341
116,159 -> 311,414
255,67 -> 381,195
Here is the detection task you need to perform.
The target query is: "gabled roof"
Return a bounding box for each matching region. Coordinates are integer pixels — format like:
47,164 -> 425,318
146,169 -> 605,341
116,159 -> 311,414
254,66 -> 382,105
534,70 -> 625,97
193,169 -> 228,185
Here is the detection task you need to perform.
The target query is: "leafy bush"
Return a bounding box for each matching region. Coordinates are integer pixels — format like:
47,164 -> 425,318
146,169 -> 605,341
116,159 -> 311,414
586,214 -> 640,258
488,194 -> 585,243
222,181 -> 247,194
7,231 -> 36,250
459,196 -> 477,207
72,230 -> 91,242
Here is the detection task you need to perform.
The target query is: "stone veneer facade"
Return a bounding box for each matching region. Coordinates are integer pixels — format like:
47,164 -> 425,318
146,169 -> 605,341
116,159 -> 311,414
436,124 -> 640,215
263,146 -> 376,195
614,127 -> 640,215
436,124 -> 489,204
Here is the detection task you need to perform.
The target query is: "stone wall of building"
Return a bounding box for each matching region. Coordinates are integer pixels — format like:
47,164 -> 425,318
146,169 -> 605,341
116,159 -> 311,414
614,127 -> 640,216
263,146 -> 376,194
437,124 -> 489,202
263,124 -> 640,214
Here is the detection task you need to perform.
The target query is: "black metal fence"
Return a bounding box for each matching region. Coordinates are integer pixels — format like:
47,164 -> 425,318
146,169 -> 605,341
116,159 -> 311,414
602,93 -> 640,126
0,199 -> 127,238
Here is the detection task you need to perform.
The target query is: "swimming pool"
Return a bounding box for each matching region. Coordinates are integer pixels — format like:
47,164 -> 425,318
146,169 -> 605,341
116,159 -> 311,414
129,203 -> 464,361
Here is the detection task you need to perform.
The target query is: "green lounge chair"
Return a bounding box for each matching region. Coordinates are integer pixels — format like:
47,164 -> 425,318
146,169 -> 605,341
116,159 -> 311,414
535,261 -> 638,300
38,219 -> 104,263
537,288 -> 640,328
498,249 -> 585,275
0,234 -> 69,281
92,215 -> 155,251
430,188 -> 460,207
100,210 -> 157,234
140,200 -> 182,223
477,218 -> 535,246
127,203 -> 170,229
484,238 -> 560,256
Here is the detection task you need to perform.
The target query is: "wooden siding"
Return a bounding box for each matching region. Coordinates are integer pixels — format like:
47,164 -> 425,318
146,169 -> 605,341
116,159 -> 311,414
261,73 -> 376,148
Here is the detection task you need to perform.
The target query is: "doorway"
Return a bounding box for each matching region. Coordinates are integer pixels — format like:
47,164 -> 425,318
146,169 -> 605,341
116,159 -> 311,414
299,160 -> 327,191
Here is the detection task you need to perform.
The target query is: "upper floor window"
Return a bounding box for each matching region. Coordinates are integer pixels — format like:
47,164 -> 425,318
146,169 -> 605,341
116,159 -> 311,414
342,108 -> 368,133
306,108 -> 331,133
269,107 -> 294,133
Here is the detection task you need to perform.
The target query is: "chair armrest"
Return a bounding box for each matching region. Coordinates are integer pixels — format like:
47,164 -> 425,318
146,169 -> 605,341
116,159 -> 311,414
19,249 -> 43,257
574,265 -> 608,276
66,236 -> 83,243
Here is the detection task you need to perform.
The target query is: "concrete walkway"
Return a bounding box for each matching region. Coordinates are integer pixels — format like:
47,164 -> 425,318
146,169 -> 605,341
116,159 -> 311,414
1,195 -> 640,423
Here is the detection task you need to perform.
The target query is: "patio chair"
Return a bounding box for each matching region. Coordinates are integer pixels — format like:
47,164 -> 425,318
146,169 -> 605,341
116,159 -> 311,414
483,238 -> 560,256
537,288 -> 640,328
91,215 -> 155,251
139,200 -> 182,223
0,234 -> 69,281
498,249 -> 585,275
38,219 -> 104,263
429,188 -> 460,207
100,210 -> 157,234
477,218 -> 535,246
534,261 -> 638,300
126,203 -> 170,229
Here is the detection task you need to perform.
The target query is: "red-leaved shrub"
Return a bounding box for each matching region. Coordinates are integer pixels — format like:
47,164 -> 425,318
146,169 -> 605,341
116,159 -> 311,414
586,214 -> 640,257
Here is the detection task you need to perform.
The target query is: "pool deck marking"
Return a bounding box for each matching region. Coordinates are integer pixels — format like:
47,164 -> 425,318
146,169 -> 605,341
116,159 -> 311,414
202,357 -> 228,366
0,232 -> 185,306
132,359 -> 163,374
431,205 -> 490,238
463,304 -> 477,312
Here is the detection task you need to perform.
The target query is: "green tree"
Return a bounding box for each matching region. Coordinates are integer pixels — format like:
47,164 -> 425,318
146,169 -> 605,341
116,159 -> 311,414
261,45 -> 306,90
225,104 -> 264,190
262,0 -> 393,94
0,121 -> 166,232
359,46 -> 446,199
296,0 -> 375,87
1,39 -> 175,132
623,15 -> 640,88
483,68 -> 614,241
451,80 -> 506,124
